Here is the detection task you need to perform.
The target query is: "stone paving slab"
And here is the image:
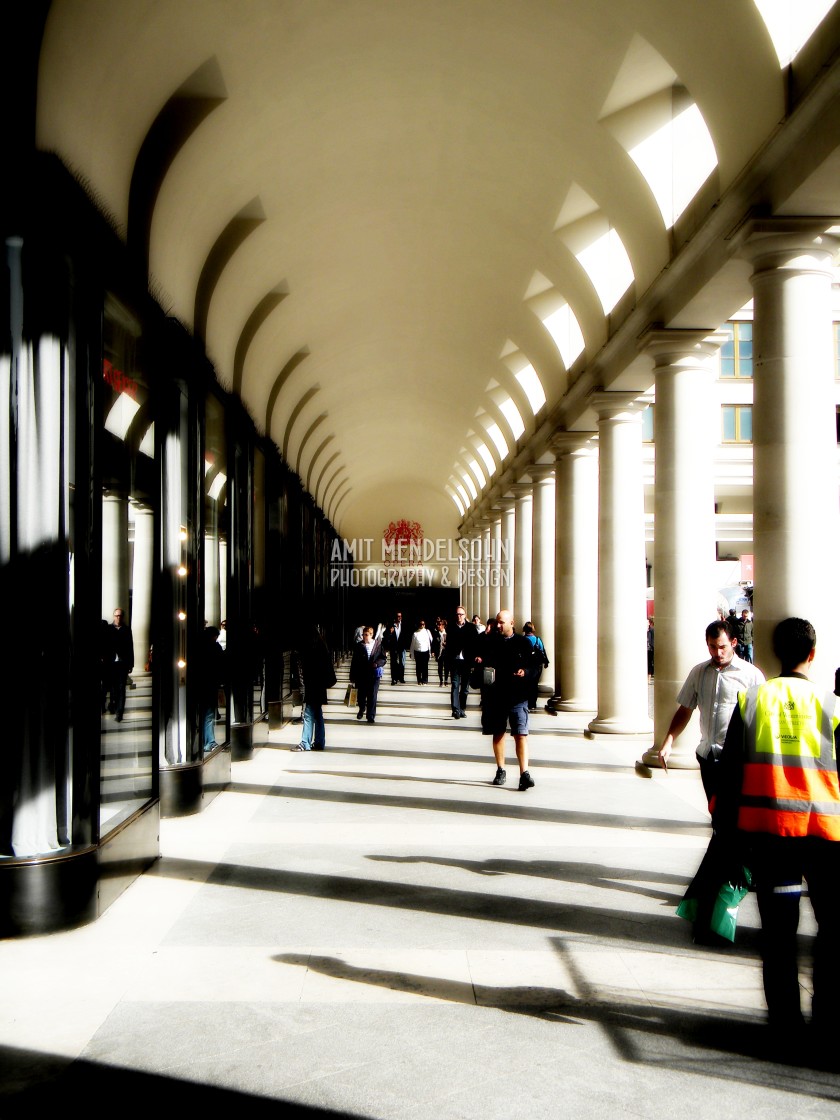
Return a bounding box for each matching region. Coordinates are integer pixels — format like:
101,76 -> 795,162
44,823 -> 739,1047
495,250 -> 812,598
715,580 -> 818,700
0,672 -> 837,1116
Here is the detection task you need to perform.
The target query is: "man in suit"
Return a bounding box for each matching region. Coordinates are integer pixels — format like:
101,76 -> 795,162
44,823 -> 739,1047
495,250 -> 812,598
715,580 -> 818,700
444,605 -> 479,718
385,611 -> 409,684
350,626 -> 387,724
107,607 -> 134,722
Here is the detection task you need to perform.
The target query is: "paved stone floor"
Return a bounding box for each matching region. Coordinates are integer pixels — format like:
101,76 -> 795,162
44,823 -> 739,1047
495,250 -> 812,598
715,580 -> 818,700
2,664 -> 839,1117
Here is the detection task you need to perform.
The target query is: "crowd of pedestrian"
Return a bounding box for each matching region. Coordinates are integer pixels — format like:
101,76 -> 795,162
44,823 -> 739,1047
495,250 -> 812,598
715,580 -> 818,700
286,599 -> 839,1059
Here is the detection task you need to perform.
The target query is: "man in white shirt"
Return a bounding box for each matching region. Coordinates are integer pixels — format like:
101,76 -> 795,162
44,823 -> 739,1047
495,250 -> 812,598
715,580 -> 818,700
409,619 -> 435,684
657,619 -> 765,801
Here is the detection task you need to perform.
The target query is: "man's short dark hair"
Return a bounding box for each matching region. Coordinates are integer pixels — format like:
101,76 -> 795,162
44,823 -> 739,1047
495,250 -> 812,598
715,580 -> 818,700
772,617 -> 816,667
705,619 -> 736,642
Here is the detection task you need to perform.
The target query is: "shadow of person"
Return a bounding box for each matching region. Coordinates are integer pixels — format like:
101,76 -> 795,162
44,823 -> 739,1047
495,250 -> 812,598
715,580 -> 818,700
273,952 -> 580,1020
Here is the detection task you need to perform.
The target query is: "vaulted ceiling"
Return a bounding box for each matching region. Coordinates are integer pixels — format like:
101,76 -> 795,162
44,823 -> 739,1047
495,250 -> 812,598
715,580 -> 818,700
36,0 -> 840,540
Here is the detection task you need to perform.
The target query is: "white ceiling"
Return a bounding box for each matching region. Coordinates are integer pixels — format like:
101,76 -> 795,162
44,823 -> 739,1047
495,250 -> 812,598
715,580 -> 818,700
36,0 -> 837,540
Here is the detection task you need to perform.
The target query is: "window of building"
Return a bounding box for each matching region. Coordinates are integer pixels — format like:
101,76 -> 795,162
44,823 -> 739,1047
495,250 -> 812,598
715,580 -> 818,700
719,322 -> 752,378
641,404 -> 655,442
722,404 -> 752,443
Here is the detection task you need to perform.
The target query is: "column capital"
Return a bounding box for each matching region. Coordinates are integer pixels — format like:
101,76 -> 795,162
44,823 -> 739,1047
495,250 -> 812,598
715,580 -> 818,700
525,463 -> 555,483
733,215 -> 840,271
548,430 -> 598,457
509,482 -> 533,500
638,326 -> 730,366
588,390 -> 648,421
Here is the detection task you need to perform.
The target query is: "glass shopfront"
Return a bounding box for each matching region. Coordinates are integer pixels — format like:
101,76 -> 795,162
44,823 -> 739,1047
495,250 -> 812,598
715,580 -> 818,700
99,294 -> 155,834
203,392 -> 229,749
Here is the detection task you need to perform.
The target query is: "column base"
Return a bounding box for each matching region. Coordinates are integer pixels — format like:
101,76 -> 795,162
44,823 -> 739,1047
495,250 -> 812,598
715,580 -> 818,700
230,718 -> 270,761
634,745 -> 699,776
0,800 -> 159,937
231,722 -> 254,761
556,700 -> 598,713
586,715 -> 653,737
0,846 -> 98,938
160,746 -> 232,817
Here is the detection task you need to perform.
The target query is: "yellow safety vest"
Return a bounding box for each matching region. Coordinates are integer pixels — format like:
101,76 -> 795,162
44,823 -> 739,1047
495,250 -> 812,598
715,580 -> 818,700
737,677 -> 840,839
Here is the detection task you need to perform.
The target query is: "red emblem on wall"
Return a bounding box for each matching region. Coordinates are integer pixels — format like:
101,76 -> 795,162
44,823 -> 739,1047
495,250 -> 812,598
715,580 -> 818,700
383,519 -> 423,565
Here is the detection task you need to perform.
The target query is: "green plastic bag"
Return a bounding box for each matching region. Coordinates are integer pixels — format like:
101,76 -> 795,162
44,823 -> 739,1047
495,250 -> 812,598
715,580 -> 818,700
677,871 -> 751,943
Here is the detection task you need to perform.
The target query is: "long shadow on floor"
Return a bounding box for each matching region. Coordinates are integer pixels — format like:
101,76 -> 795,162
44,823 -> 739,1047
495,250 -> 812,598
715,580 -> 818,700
0,1044 -> 360,1117
273,744 -> 627,772
271,953 -> 840,1103
277,748 -> 631,775
226,782 -> 710,833
152,856 -> 741,953
365,854 -> 688,904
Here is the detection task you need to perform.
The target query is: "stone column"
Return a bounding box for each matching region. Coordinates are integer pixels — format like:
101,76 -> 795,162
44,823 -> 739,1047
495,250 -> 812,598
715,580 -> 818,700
636,329 -> 725,770
587,395 -> 652,736
102,491 -> 129,619
741,221 -> 840,685
131,503 -> 155,672
500,505 -> 515,615
456,533 -> 470,604
468,528 -> 479,618
529,465 -> 556,690
490,515 -> 503,619
204,530 -> 220,628
219,537 -> 228,625
512,484 -> 533,626
551,433 -> 599,712
481,523 -> 492,622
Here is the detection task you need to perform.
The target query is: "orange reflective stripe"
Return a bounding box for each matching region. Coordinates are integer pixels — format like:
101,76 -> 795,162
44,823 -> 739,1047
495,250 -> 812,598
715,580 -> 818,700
739,806 -> 840,841
737,678 -> 840,840
742,761 -> 840,804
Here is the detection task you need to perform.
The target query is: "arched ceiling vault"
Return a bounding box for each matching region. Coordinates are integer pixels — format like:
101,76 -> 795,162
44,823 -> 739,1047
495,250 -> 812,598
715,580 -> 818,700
37,0 -> 840,539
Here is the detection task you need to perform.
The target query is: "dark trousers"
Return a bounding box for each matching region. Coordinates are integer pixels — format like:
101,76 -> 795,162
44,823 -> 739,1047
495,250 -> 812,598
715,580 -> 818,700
414,651 -> 430,683
527,668 -> 542,709
110,662 -> 129,718
389,649 -> 405,683
357,677 -> 381,722
450,665 -> 469,714
748,835 -> 840,1027
698,753 -> 719,806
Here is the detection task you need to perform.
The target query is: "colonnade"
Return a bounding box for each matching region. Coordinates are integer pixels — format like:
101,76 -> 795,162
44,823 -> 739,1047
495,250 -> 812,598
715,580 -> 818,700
459,222 -> 840,761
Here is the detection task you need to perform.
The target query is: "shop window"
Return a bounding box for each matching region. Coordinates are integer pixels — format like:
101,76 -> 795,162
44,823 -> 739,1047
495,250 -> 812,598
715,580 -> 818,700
100,294 -> 154,835
203,392 -> 229,748
719,322 -> 752,378
722,404 -> 752,443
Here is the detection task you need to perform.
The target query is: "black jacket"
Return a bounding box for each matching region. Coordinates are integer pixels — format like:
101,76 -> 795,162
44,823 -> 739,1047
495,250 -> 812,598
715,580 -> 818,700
110,623 -> 134,673
479,632 -> 539,708
296,635 -> 337,707
384,624 -> 411,654
444,622 -> 478,666
350,638 -> 387,685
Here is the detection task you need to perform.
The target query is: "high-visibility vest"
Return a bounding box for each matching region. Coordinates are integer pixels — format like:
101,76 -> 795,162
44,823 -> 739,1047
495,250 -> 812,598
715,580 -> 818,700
738,677 -> 840,839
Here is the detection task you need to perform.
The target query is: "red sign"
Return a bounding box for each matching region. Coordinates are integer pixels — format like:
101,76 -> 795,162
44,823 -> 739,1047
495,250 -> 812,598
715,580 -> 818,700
383,519 -> 423,566
103,358 -> 138,400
